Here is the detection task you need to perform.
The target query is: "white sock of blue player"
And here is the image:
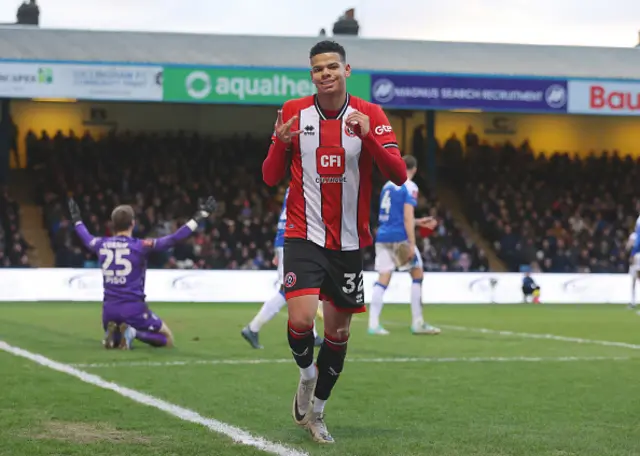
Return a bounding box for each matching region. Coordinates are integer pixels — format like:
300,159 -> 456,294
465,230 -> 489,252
249,290 -> 287,333
409,277 -> 441,335
368,282 -> 386,330
410,278 -> 423,326
631,276 -> 637,308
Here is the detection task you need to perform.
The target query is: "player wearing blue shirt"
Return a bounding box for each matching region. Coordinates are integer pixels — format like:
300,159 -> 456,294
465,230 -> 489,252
368,155 -> 441,336
241,188 -> 322,348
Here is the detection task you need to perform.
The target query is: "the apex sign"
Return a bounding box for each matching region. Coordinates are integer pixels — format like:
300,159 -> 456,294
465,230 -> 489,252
568,80 -> 640,115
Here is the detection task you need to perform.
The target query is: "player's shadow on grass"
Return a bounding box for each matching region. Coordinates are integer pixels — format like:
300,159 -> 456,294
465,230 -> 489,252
333,424 -> 397,438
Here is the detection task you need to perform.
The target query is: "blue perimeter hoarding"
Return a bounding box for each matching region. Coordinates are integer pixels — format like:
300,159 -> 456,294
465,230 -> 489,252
371,74 -> 568,113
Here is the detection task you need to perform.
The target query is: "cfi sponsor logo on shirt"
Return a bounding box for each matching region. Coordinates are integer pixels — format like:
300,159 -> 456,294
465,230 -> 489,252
316,146 -> 347,184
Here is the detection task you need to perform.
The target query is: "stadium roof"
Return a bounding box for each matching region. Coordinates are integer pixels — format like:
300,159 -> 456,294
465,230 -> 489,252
1,27 -> 640,80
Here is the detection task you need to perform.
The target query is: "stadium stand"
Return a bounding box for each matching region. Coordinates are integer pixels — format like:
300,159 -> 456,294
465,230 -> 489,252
443,132 -> 637,273
28,129 -> 282,270
25,129 -> 488,272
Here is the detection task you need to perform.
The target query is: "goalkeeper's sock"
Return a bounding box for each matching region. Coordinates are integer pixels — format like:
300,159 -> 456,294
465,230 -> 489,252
136,331 -> 167,347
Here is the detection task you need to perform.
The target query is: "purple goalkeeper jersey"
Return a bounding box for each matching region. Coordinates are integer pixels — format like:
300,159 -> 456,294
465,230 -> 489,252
74,222 -> 194,306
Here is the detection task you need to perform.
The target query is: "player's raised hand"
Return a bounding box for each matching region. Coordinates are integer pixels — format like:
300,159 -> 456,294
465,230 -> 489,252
67,198 -> 82,224
201,196 -> 217,214
345,110 -> 371,137
416,216 -> 438,230
194,196 -> 217,221
275,110 -> 302,143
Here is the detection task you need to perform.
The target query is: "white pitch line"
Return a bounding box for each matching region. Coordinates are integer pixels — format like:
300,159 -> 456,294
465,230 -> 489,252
74,358 -> 294,368
437,324 -> 640,350
0,340 -> 308,456
70,355 -> 630,369
297,314 -> 640,351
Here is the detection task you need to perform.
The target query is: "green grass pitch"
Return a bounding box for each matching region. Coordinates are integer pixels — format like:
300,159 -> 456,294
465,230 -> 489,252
1,302 -> 640,456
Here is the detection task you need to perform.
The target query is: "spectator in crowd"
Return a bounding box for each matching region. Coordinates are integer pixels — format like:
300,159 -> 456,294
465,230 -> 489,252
0,186 -> 31,267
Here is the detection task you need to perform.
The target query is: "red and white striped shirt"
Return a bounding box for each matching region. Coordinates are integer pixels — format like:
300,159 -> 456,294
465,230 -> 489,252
263,94 -> 406,251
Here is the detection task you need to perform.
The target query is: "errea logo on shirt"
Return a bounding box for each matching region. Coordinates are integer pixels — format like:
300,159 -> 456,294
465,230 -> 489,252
374,125 -> 393,135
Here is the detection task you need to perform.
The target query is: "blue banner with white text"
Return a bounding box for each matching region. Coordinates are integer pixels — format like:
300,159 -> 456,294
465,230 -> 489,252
370,74 -> 568,112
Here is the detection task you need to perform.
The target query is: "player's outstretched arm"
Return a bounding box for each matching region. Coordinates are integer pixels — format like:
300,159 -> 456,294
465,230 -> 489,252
348,105 -> 406,185
68,198 -> 101,252
145,196 -> 217,251
262,107 -> 301,186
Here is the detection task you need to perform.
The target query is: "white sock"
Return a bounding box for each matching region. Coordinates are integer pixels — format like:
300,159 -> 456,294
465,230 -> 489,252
301,364 -> 317,380
249,292 -> 286,332
313,397 -> 326,413
632,278 -> 637,307
369,282 -> 386,328
411,280 -> 423,326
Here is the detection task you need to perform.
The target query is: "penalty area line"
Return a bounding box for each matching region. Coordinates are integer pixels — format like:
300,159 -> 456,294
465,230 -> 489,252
372,318 -> 640,351
69,355 -> 631,369
437,324 -> 640,350
0,340 -> 308,456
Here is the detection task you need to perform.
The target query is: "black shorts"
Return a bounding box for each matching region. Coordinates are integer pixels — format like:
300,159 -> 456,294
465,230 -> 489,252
283,238 -> 366,314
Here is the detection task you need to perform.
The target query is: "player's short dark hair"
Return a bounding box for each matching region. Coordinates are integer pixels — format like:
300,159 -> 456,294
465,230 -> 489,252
309,40 -> 346,61
111,205 -> 134,232
403,155 -> 417,171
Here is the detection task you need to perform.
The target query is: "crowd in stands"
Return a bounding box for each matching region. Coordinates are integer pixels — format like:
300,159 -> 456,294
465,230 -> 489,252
22,125 -> 640,275
441,128 -> 637,273
0,187 -> 30,267
25,129 -> 488,272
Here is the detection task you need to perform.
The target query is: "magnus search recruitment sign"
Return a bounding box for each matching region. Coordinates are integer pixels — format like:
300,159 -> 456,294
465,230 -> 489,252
371,74 -> 568,113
